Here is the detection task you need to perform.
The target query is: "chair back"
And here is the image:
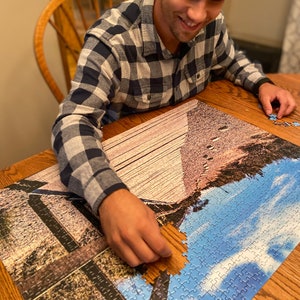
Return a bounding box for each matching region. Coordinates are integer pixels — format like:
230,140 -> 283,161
34,0 -> 113,103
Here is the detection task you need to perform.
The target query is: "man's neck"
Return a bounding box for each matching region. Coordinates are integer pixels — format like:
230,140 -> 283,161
153,0 -> 179,54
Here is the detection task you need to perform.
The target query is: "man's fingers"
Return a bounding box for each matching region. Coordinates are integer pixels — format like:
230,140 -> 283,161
128,238 -> 161,264
143,226 -> 172,258
110,240 -> 143,267
260,96 -> 274,117
259,83 -> 297,119
261,95 -> 296,119
122,217 -> 171,264
109,232 -> 163,267
261,100 -> 273,116
276,95 -> 297,118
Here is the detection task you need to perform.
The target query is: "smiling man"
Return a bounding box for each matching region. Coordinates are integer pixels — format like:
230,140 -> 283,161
52,0 -> 296,268
154,0 -> 224,53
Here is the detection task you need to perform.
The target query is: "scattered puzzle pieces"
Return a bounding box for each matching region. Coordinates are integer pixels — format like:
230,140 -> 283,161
268,113 -> 300,127
142,222 -> 189,285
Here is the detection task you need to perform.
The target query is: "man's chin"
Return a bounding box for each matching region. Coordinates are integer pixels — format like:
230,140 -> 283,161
178,34 -> 198,43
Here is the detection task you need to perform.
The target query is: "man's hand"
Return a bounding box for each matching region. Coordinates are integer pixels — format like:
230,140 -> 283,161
98,189 -> 172,267
258,83 -> 297,119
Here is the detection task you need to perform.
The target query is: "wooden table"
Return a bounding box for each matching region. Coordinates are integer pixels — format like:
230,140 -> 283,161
0,74 -> 299,299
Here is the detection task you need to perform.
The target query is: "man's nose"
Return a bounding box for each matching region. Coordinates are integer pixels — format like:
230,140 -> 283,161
187,2 -> 208,24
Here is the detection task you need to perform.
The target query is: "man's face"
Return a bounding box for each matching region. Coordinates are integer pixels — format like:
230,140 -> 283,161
154,0 -> 224,50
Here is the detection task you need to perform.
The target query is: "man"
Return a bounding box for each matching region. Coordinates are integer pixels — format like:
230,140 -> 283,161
52,0 -> 296,268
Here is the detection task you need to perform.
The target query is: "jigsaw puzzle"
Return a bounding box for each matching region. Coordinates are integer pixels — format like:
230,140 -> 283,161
0,100 -> 299,299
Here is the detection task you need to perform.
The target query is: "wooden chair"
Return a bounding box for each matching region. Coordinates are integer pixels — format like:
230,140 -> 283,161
34,0 -> 113,103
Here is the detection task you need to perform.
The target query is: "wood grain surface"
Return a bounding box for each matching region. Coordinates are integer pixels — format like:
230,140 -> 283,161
0,260 -> 23,300
254,243 -> 300,300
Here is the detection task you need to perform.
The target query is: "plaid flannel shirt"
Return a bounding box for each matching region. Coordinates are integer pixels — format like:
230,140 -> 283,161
52,0 -> 269,215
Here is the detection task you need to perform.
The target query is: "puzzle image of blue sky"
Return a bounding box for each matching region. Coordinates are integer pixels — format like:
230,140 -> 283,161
0,100 -> 299,299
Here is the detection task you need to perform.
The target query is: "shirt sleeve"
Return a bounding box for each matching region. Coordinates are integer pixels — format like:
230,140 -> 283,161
52,36 -> 128,216
211,14 -> 271,94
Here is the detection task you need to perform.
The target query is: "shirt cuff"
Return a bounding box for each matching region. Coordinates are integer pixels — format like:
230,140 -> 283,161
91,182 -> 129,216
252,78 -> 275,96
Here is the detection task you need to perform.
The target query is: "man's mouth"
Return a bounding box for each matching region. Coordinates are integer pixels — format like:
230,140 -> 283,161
178,16 -> 200,31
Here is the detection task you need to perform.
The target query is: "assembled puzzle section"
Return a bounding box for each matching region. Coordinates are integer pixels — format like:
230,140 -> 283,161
0,100 -> 299,299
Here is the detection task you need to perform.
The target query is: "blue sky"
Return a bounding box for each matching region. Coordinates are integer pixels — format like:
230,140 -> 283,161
117,158 -> 300,299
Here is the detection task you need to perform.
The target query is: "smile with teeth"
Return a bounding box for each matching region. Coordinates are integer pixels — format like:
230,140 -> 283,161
179,16 -> 199,29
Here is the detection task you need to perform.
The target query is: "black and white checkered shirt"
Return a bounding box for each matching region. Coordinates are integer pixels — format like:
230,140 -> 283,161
52,0 -> 269,215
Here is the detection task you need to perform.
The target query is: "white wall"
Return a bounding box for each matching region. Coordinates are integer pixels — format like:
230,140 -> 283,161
0,1 -> 65,169
223,0 -> 292,48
